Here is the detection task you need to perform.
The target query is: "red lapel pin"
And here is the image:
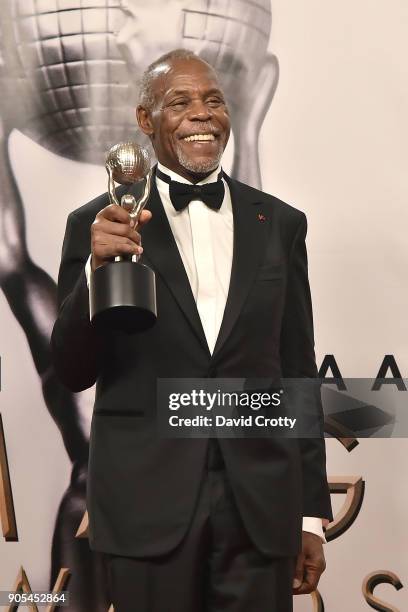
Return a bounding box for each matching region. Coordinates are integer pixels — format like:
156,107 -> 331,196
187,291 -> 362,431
257,213 -> 266,223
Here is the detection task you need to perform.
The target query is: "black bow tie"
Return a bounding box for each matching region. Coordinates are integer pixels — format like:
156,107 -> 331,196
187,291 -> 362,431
156,167 -> 225,212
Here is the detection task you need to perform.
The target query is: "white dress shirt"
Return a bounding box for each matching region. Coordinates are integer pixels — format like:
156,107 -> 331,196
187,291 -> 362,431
85,162 -> 327,543
156,162 -> 233,355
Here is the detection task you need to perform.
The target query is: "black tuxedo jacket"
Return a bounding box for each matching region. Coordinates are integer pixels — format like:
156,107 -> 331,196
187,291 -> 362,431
51,169 -> 333,559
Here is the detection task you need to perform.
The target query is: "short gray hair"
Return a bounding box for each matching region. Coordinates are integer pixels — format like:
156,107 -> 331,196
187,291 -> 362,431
138,49 -> 213,111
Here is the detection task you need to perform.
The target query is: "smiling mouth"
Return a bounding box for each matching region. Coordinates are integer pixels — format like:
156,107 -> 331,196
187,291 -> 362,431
182,134 -> 216,142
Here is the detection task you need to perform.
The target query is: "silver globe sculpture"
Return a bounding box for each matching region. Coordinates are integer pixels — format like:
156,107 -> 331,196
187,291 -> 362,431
106,142 -> 151,186
0,0 -> 273,168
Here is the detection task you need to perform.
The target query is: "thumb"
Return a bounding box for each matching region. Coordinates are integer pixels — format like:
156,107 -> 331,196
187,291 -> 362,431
136,209 -> 152,228
293,552 -> 305,590
130,209 -> 152,229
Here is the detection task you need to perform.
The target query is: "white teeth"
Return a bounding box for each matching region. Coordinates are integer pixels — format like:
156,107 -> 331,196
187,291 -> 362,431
183,134 -> 215,142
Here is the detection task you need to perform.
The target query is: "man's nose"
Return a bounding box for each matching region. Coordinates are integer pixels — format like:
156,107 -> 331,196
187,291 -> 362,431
187,99 -> 212,120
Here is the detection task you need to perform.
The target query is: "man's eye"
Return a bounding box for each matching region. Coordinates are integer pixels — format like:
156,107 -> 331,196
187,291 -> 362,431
207,98 -> 224,107
170,100 -> 188,110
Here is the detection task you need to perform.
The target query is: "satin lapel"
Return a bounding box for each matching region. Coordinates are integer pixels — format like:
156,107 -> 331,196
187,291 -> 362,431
212,175 -> 270,359
132,173 -> 210,355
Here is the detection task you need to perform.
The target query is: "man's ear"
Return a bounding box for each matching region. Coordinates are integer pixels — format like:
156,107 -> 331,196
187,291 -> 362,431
136,105 -> 154,137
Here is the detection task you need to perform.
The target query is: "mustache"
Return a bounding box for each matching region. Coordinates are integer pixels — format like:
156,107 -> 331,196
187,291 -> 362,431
178,124 -> 220,138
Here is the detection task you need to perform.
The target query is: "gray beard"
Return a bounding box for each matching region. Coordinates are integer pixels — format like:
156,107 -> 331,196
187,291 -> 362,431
175,143 -> 223,175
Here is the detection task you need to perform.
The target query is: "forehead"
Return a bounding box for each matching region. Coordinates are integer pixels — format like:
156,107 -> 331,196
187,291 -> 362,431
152,59 -> 223,100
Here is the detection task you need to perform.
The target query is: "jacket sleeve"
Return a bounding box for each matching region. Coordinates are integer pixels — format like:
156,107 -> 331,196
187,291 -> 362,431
51,210 -> 104,392
280,212 -> 333,521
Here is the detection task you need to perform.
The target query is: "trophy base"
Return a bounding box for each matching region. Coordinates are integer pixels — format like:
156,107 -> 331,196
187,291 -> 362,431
90,261 -> 157,333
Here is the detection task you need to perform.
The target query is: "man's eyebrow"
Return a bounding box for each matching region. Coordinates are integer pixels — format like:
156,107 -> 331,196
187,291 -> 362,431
205,88 -> 225,96
164,87 -> 225,98
164,88 -> 191,97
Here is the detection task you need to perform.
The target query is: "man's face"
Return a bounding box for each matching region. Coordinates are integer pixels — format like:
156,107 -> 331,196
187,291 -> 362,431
139,58 -> 231,180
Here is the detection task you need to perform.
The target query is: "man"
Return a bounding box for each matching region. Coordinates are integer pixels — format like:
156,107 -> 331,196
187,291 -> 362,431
1,3 -> 276,607
51,49 -> 333,611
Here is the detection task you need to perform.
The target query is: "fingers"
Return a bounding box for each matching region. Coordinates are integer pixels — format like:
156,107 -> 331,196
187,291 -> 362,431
95,218 -> 141,242
293,551 -> 305,591
93,236 -> 141,260
294,560 -> 325,595
97,203 -> 132,224
91,204 -> 152,270
293,537 -> 326,595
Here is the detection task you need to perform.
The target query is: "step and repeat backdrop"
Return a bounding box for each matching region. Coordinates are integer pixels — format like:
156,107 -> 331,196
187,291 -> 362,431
0,1 -> 407,610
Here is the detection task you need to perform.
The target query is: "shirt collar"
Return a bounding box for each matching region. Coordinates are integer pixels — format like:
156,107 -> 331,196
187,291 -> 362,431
156,161 -> 222,186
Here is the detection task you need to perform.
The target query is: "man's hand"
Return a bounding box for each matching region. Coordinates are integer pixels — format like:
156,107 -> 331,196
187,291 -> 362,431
91,205 -> 152,271
292,531 -> 326,595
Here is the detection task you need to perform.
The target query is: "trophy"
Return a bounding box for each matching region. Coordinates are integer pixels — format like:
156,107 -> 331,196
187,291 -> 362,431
89,142 -> 157,333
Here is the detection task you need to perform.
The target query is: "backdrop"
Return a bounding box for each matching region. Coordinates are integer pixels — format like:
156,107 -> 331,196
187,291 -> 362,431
0,1 -> 407,610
